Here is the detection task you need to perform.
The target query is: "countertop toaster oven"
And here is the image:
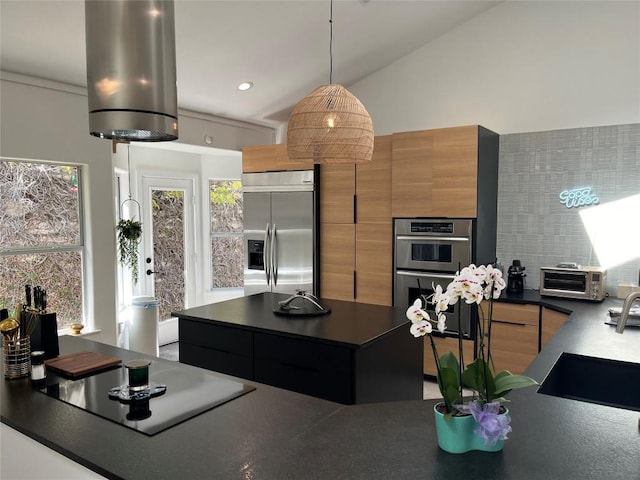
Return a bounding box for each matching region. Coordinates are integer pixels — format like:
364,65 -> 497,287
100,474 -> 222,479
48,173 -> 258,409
540,265 -> 607,301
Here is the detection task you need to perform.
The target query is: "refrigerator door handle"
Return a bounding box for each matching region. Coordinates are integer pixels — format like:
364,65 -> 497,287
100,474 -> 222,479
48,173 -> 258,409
264,223 -> 271,285
272,224 -> 278,286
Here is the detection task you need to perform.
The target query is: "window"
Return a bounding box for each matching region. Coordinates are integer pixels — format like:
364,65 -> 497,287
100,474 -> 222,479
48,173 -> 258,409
0,160 -> 84,330
209,180 -> 243,289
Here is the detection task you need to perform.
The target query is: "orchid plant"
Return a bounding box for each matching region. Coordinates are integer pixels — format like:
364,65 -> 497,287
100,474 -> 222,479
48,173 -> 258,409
407,263 -> 538,446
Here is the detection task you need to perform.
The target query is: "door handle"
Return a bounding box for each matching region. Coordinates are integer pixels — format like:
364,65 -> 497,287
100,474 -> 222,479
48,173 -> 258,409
264,223 -> 271,285
146,269 -> 156,275
272,224 -> 278,286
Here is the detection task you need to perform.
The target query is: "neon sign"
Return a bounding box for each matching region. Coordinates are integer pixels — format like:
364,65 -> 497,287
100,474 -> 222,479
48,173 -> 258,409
559,187 -> 599,208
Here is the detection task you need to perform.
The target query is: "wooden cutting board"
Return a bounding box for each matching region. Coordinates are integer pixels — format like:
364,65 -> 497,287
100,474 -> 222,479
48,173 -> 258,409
45,351 -> 122,378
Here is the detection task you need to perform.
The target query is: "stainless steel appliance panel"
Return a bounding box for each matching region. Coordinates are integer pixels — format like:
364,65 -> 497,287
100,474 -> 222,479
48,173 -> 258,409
243,170 -> 317,296
539,266 -> 607,301
395,269 -> 471,337
270,191 -> 313,294
243,192 -> 271,295
395,219 -> 472,272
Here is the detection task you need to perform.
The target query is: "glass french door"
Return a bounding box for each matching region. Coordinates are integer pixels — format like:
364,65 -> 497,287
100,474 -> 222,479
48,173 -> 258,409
141,176 -> 196,323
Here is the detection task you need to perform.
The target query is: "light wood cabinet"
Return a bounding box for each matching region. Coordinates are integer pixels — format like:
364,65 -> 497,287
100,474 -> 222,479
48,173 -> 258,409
490,302 -> 539,326
320,223 -> 355,301
320,136 -> 393,305
423,335 -> 475,377
391,125 -> 498,219
356,135 -> 392,224
541,307 -> 569,349
355,223 -> 392,306
242,144 -> 307,173
390,129 -> 433,218
488,302 -> 539,375
424,302 -> 570,378
488,320 -> 539,375
319,164 -> 354,224
431,126 -> 478,217
318,222 -> 392,306
319,135 -> 393,225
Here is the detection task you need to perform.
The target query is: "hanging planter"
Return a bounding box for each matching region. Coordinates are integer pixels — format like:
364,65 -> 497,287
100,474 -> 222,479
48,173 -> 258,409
117,198 -> 142,285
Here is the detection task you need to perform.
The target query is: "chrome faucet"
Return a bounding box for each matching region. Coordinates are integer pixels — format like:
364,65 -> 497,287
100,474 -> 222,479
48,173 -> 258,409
615,291 -> 640,333
614,290 -> 640,432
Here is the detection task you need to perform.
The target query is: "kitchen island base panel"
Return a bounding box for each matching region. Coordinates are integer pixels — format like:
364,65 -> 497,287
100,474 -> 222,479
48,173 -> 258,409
176,293 -> 423,404
179,317 -> 422,405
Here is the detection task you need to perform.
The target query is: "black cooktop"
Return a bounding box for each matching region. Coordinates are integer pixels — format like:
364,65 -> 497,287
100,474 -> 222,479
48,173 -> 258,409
40,360 -> 255,436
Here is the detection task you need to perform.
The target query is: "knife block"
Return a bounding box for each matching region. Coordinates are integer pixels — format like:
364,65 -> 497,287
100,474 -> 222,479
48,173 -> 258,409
29,312 -> 59,360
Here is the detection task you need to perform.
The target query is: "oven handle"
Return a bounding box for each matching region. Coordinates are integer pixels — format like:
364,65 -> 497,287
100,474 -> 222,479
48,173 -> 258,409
395,270 -> 457,280
395,235 -> 470,242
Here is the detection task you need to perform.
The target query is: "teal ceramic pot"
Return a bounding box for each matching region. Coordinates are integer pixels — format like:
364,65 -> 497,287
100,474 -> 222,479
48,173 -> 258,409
433,403 -> 507,454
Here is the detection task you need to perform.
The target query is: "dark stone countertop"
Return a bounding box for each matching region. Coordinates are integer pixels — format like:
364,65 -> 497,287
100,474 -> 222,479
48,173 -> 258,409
173,292 -> 411,347
2,293 -> 640,480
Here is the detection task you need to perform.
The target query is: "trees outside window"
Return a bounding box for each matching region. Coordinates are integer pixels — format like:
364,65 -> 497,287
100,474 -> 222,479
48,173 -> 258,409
0,160 -> 84,330
210,180 -> 243,289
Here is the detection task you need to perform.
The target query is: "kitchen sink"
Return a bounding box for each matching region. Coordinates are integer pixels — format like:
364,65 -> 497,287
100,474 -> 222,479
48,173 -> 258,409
538,352 -> 640,412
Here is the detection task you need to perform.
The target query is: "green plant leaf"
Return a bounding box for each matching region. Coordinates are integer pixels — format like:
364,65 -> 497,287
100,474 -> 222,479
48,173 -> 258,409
462,357 -> 496,401
439,351 -> 460,382
439,366 -> 463,407
493,371 -> 538,397
437,351 -> 463,408
116,219 -> 142,284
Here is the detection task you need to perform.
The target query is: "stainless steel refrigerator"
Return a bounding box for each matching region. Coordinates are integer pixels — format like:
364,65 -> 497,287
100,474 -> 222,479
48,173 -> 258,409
243,169 -> 318,296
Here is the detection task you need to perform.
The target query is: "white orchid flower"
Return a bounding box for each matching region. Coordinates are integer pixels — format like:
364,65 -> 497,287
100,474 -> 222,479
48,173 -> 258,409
406,298 -> 430,324
410,319 -> 432,337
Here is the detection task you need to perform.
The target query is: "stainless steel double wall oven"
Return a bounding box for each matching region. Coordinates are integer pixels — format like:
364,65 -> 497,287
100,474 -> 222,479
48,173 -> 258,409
394,218 -> 474,337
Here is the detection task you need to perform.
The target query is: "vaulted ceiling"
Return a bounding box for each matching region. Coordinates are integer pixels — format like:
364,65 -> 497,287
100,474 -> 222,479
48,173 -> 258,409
1,0 -> 500,129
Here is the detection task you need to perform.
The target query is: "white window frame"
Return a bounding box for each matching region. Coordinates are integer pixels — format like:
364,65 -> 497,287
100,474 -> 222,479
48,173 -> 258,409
208,178 -> 243,291
0,158 -> 86,331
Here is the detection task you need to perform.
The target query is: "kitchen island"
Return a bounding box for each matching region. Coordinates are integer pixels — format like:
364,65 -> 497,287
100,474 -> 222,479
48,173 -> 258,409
2,296 -> 640,479
173,292 -> 423,404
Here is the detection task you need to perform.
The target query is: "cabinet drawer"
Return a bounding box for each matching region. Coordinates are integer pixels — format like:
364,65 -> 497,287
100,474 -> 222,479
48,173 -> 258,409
489,321 -> 538,375
179,320 -> 253,356
424,336 -> 475,377
180,343 -> 253,379
254,333 -> 352,404
491,302 -> 539,326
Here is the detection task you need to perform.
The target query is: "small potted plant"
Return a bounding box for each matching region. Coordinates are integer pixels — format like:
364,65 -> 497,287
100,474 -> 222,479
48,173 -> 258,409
407,263 -> 538,453
116,219 -> 142,284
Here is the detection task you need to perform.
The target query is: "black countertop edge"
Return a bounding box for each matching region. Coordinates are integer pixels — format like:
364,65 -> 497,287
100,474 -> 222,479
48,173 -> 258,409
1,415 -> 123,480
173,293 -> 411,349
496,288 -> 607,315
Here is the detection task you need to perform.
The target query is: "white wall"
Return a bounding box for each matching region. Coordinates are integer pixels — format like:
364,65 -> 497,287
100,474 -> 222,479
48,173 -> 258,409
0,74 -> 118,345
1,73 -> 270,346
126,143 -> 243,308
350,1 -> 640,135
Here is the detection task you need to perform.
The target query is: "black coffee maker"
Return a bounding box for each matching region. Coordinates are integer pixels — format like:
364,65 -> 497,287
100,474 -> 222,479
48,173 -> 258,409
507,260 -> 526,293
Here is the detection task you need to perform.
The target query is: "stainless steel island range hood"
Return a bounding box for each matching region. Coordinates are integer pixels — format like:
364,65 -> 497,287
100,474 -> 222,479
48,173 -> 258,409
85,0 -> 178,141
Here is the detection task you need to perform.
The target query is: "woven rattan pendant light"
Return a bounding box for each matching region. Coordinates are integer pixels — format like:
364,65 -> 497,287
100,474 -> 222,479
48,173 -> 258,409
287,1 -> 374,164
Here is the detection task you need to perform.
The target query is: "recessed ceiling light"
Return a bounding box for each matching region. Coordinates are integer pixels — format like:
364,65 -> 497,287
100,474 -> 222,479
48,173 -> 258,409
237,82 -> 254,91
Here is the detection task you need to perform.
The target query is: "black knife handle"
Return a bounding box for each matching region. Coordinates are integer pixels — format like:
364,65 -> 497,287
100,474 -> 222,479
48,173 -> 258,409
25,284 -> 31,308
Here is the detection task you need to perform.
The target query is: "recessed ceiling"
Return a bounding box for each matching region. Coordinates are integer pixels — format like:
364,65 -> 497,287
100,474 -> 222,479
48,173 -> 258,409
0,0 -> 500,129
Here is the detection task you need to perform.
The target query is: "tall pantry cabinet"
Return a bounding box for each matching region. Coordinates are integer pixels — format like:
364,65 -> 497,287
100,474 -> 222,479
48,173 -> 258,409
319,135 -> 393,306
391,125 -> 499,266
